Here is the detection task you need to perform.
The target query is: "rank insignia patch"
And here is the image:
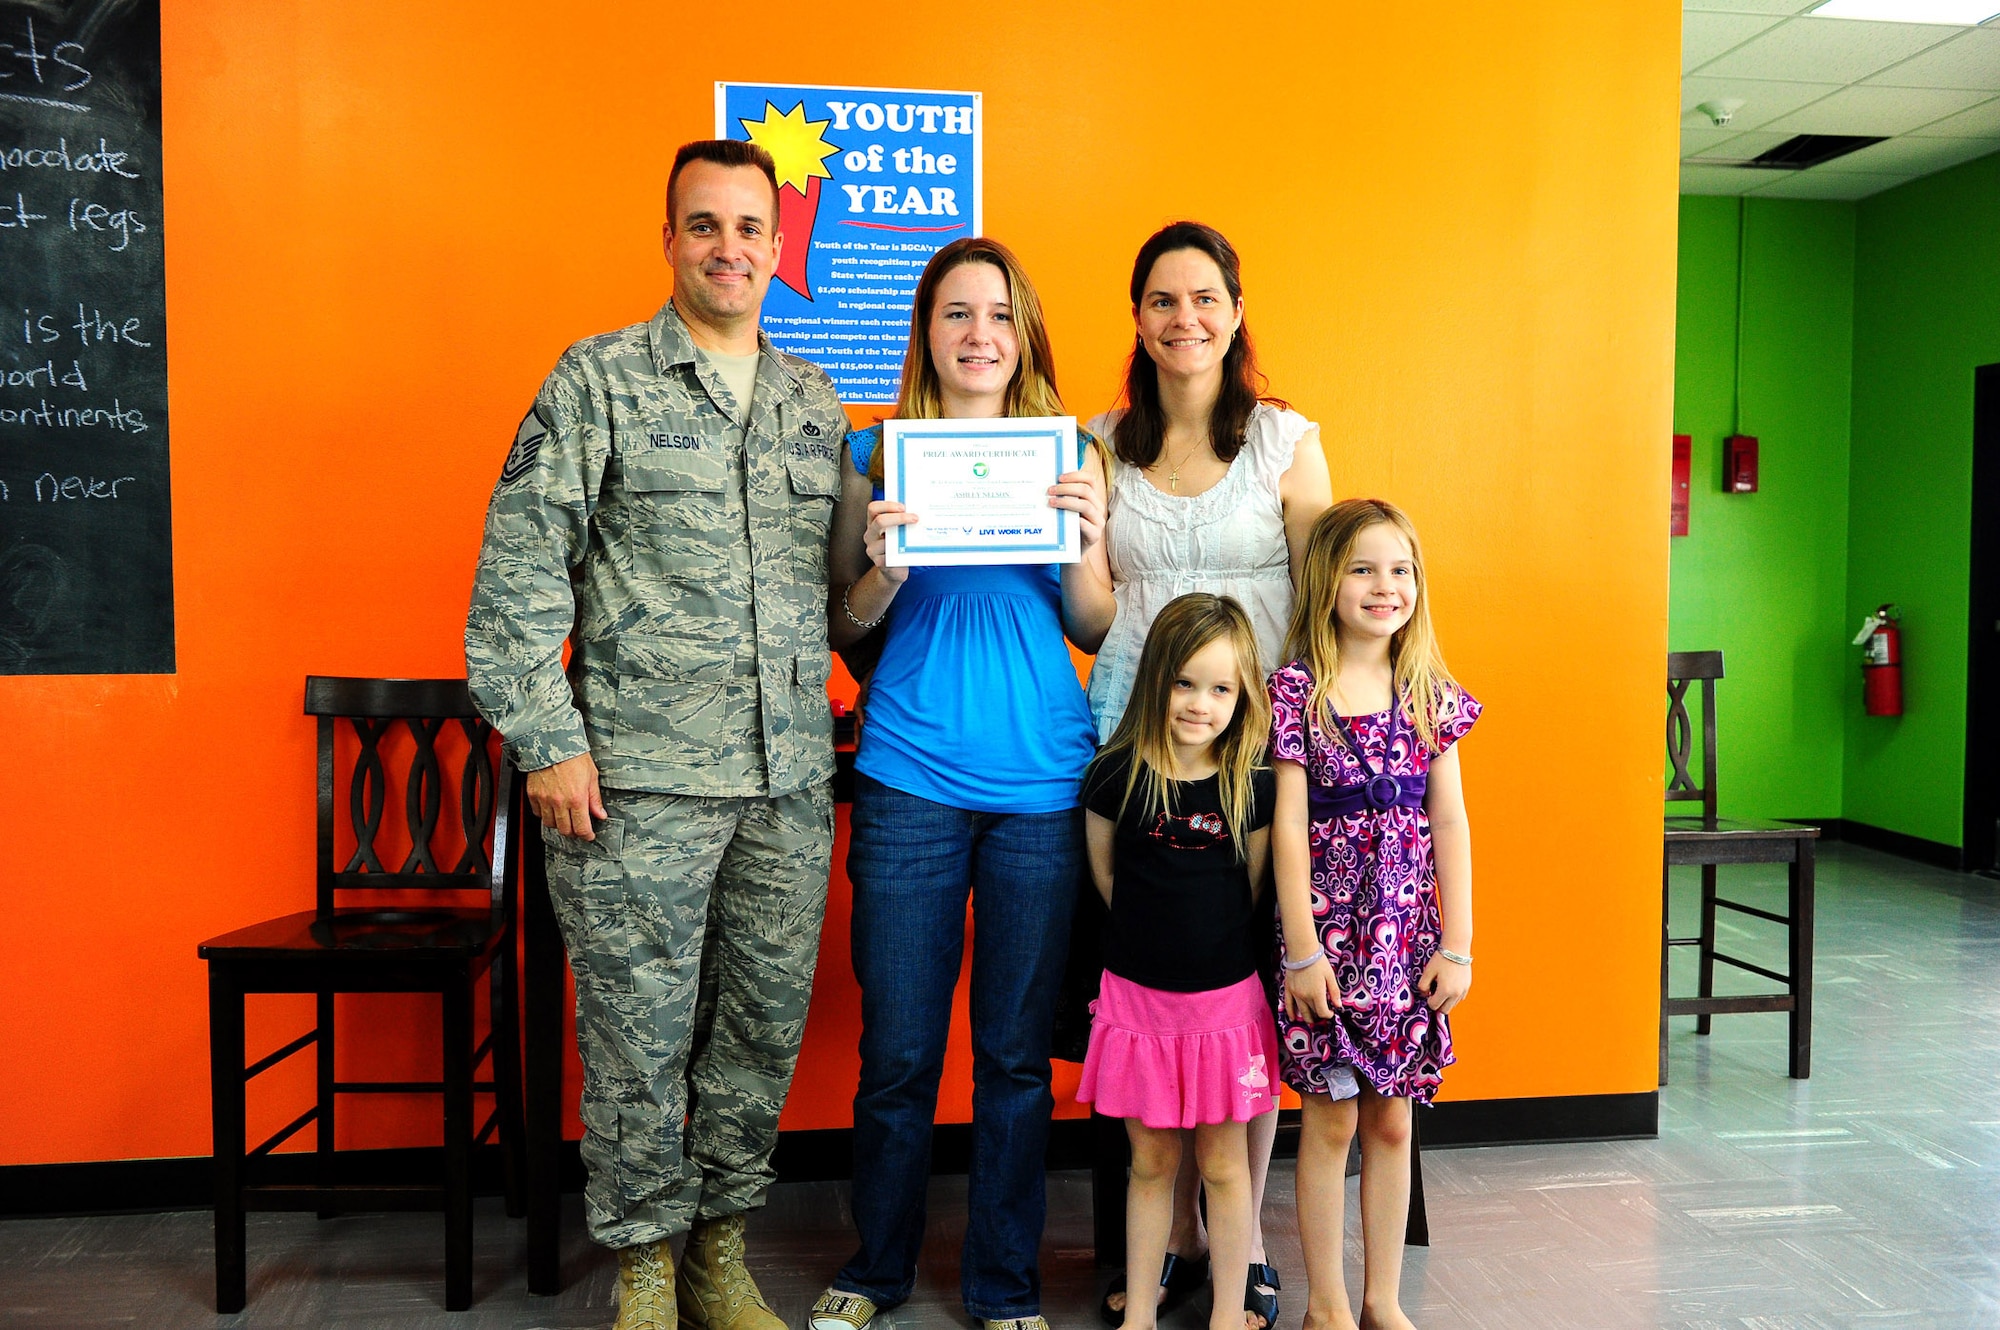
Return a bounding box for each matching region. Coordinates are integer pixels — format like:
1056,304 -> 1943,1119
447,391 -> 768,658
500,405 -> 551,485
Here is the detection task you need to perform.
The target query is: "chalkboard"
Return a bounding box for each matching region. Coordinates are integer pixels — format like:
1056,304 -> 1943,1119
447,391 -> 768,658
0,0 -> 171,674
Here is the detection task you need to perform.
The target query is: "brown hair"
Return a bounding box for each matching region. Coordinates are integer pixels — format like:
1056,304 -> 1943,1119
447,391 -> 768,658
1114,221 -> 1280,469
665,139 -> 781,229
872,237 -> 1067,481
1281,499 -> 1459,756
1093,593 -> 1270,859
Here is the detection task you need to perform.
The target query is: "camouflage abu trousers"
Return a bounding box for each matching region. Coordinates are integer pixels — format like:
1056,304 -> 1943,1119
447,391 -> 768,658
541,781 -> 834,1249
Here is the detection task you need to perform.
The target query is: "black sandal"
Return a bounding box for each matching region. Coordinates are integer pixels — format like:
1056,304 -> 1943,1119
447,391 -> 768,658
1162,1252 -> 1209,1310
1098,1252 -> 1211,1327
1244,1262 -> 1281,1330
1097,1271 -> 1129,1328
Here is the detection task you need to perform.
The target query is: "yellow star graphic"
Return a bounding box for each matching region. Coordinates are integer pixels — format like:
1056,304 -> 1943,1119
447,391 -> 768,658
740,101 -> 839,194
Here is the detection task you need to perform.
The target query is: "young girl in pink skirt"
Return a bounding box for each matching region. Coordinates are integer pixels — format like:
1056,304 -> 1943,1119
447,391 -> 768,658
1078,592 -> 1280,1330
1271,500 -> 1478,1330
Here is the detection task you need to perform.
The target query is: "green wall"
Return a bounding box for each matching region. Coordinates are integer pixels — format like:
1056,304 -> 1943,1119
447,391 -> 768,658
1670,196 -> 1854,821
1845,153 -> 2000,847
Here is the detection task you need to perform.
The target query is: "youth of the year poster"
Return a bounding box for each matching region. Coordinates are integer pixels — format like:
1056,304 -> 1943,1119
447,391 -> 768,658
716,82 -> 981,404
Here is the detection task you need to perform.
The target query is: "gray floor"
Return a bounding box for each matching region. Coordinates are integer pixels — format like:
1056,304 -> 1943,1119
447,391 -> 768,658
3,843 -> 1996,1329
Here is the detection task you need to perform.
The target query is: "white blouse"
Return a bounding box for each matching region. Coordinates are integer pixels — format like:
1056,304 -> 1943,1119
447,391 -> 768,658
1085,402 -> 1314,742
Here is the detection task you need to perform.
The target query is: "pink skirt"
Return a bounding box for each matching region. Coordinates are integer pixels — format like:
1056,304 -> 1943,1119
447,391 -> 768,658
1077,971 -> 1281,1129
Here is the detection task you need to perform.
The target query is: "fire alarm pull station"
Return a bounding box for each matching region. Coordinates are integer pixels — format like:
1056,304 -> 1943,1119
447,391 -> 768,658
1724,434 -> 1758,493
1672,434 -> 1691,536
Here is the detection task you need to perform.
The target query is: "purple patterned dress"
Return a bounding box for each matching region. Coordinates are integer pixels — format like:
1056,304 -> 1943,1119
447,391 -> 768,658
1267,662 -> 1481,1102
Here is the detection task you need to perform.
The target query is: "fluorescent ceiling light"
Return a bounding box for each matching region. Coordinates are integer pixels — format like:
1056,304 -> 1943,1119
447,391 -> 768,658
1810,0 -> 2000,22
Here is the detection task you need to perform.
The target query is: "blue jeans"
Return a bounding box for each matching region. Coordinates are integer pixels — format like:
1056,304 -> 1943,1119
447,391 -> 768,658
834,773 -> 1081,1320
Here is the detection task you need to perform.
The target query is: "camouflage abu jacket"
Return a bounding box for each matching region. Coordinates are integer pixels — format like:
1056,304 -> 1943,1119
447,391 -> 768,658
465,301 -> 848,798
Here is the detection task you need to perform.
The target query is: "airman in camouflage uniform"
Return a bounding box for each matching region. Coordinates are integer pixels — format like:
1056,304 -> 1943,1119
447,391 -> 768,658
465,141 -> 847,1330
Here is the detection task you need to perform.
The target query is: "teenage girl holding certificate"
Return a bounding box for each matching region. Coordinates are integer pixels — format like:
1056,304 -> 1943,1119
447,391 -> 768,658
813,237 -> 1111,1330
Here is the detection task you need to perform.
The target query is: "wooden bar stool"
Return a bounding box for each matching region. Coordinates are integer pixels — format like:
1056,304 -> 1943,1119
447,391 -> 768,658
1661,651 -> 1818,1083
198,677 -> 526,1312
521,812 -> 565,1295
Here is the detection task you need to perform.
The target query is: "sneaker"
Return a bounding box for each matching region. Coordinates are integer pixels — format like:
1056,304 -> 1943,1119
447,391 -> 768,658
809,1289 -> 880,1330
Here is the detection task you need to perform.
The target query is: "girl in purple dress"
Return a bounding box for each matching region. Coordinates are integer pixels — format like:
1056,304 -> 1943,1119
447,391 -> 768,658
1268,500 -> 1478,1330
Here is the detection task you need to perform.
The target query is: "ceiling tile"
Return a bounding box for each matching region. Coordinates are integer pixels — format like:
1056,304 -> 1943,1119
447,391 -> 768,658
1682,75 -> 1846,129
1866,28 -> 2000,89
1684,129 -> 1797,161
1684,0 -> 1820,12
1904,93 -> 2000,133
1761,82 -> 1993,134
1746,169 -> 1906,199
1694,16 -> 1960,82
1831,134 -> 2000,172
1683,125 -> 1740,155
1681,163 -> 1793,194
1681,0 -> 2000,195
1686,11 -> 1791,70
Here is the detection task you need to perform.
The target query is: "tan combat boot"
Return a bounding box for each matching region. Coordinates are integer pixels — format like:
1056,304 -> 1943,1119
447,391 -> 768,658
676,1213 -> 785,1330
613,1238 -> 677,1330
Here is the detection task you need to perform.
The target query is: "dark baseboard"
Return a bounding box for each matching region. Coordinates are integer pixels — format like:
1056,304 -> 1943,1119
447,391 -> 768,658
1807,818 -> 1964,871
0,1145 -> 527,1220
1267,1090 -> 1656,1156
1,1090 -> 1656,1219
1414,1090 -> 1658,1146
769,1118 -> 1101,1183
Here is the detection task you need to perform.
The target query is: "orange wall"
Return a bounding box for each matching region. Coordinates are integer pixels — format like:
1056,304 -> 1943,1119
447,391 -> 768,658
0,1 -> 1680,1165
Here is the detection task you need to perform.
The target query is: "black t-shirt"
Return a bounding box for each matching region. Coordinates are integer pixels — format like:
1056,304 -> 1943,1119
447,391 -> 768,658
1083,749 -> 1276,993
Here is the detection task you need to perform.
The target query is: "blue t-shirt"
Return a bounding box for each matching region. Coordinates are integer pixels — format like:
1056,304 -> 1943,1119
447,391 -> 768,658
848,426 -> 1096,813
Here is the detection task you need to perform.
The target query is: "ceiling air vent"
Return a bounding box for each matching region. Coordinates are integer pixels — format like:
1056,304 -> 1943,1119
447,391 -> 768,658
1742,134 -> 1887,170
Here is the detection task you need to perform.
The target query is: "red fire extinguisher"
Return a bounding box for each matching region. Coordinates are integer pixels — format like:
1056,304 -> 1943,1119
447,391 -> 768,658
1852,604 -> 1902,717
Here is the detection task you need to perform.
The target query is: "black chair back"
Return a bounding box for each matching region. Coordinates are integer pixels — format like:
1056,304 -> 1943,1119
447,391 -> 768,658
1666,650 -> 1724,825
305,676 -> 514,922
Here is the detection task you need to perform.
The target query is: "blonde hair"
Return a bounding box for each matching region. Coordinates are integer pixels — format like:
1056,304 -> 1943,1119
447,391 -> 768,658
1094,593 -> 1270,858
871,237 -> 1067,482
1281,499 -> 1458,755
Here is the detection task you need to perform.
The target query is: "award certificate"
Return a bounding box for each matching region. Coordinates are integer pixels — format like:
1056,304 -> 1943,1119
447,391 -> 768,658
882,416 -> 1082,567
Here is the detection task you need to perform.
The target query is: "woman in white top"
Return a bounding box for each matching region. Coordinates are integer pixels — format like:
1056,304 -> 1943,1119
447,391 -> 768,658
1078,221 -> 1331,1330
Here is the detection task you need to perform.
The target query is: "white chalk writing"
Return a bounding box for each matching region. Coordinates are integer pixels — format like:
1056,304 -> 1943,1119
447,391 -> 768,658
0,137 -> 137,176
1,398 -> 146,431
33,472 -> 135,499
0,14 -> 93,98
67,195 -> 143,250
